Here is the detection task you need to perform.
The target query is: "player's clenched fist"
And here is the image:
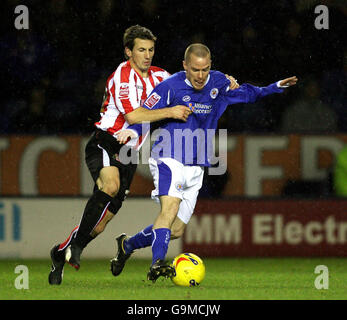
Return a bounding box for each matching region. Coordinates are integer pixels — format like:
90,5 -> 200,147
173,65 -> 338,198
170,105 -> 192,121
225,74 -> 240,90
116,129 -> 137,144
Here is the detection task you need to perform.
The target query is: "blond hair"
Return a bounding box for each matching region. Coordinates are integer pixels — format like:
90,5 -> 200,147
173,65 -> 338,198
184,43 -> 211,62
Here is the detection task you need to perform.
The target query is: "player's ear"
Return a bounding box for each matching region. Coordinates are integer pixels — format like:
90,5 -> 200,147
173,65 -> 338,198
183,60 -> 187,71
125,47 -> 132,59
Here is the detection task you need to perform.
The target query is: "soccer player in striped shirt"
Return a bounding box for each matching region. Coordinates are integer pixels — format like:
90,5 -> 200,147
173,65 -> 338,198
48,25 -> 192,285
113,43 -> 298,282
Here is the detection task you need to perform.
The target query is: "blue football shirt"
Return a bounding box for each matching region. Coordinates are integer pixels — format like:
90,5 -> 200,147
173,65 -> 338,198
129,70 -> 283,166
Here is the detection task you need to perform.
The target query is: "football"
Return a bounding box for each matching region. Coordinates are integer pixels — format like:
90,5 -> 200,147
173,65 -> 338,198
170,253 -> 205,287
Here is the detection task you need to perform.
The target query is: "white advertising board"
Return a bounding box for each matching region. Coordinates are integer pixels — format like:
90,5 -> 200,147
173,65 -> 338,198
0,198 -> 181,259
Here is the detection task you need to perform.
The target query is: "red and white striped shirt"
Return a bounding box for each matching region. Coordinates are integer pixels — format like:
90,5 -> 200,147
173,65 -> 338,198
95,61 -> 170,150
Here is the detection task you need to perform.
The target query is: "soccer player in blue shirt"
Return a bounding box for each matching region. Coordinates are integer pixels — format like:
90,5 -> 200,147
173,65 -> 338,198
111,43 -> 298,282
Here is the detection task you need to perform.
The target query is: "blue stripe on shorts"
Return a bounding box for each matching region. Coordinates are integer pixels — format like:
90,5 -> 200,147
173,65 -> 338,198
158,161 -> 172,196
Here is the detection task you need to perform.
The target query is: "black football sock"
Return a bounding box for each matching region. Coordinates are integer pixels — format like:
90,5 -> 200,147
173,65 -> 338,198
73,190 -> 113,249
57,226 -> 79,252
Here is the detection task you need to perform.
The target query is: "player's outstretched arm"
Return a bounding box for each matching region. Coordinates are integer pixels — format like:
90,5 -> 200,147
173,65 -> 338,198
225,75 -> 298,104
125,105 -> 192,125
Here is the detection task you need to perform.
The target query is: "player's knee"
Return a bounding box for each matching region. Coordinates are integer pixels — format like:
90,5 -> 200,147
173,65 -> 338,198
101,181 -> 120,197
162,201 -> 180,217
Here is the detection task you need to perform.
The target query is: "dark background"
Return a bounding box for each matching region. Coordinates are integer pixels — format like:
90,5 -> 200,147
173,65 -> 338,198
0,0 -> 346,135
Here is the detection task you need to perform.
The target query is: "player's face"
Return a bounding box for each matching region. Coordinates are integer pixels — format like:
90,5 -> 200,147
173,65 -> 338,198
126,38 -> 155,75
183,54 -> 211,90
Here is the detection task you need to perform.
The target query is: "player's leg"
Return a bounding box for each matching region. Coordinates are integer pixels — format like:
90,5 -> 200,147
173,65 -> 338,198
119,218 -> 180,255
170,216 -> 187,240
171,164 -> 204,239
147,195 -> 181,282
111,157 -> 183,279
145,172 -> 202,282
103,161 -> 137,277
49,179 -> 117,283
88,166 -> 121,236
64,166 -> 119,270
110,201 -> 189,278
50,131 -> 126,282
111,196 -> 181,279
170,190 -> 201,239
111,184 -> 199,279
112,156 -> 165,260
168,193 -> 198,241
65,126 -> 138,269
146,158 -> 184,278
111,213 -> 185,278
151,195 -> 181,260
49,132 -> 107,284
115,198 -> 190,258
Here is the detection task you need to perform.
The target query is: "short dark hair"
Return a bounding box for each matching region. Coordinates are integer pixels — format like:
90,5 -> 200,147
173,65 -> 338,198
184,43 -> 211,63
123,25 -> 157,60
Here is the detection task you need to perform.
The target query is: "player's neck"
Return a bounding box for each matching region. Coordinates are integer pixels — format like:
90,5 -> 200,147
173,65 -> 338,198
137,70 -> 149,78
130,61 -> 149,78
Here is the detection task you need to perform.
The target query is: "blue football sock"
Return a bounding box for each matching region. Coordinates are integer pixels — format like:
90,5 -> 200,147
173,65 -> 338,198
123,224 -> 153,254
151,228 -> 171,265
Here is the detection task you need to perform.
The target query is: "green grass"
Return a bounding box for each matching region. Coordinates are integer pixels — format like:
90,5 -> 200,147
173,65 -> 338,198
1,258 -> 347,300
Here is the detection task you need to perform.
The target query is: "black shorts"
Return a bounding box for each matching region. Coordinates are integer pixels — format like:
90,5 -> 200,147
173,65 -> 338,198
85,129 -> 137,202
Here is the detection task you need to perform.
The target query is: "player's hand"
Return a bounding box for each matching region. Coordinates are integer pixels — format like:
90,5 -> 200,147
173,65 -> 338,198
279,76 -> 298,87
115,129 -> 137,144
225,74 -> 240,90
170,105 -> 192,122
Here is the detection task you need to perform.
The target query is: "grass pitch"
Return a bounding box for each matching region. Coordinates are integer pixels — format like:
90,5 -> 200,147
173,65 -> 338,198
1,258 -> 347,300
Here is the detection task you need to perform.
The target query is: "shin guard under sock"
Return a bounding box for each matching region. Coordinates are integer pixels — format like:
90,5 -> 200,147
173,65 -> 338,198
123,224 -> 153,254
58,226 -> 79,252
151,228 -> 171,265
73,190 -> 113,249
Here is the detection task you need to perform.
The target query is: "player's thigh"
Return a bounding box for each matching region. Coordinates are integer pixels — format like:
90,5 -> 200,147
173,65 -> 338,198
176,166 -> 204,225
160,195 -> 181,216
85,130 -> 124,197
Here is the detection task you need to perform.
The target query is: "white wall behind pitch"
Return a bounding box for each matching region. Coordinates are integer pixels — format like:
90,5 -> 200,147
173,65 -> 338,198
0,198 -> 181,259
